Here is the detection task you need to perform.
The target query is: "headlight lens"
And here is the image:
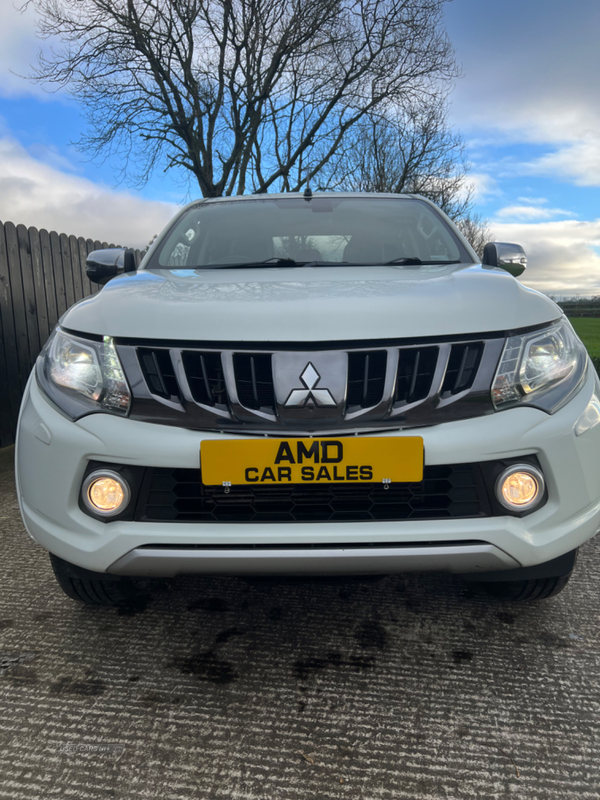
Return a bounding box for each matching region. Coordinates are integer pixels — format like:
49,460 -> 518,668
492,319 -> 587,413
39,328 -> 130,418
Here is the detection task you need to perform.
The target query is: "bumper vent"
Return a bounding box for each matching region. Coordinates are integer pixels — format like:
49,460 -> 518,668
136,464 -> 491,523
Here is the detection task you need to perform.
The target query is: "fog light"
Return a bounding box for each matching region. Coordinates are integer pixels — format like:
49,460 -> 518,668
496,465 -> 545,512
82,470 -> 130,517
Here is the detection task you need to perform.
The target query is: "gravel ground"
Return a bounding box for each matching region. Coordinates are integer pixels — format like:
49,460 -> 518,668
1,443 -> 600,799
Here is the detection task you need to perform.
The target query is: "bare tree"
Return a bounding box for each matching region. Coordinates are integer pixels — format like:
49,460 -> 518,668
330,100 -> 493,256
456,213 -> 494,259
28,0 -> 458,197
331,100 -> 468,213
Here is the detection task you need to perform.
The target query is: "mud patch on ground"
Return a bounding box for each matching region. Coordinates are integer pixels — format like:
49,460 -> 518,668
170,650 -> 237,684
294,652 -> 374,680
187,598 -> 230,613
50,677 -> 106,696
355,619 -> 387,649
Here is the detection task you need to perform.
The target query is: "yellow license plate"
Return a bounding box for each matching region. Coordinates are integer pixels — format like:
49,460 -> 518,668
201,437 -> 423,485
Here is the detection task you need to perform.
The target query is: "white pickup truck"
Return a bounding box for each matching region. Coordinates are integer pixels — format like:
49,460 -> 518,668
15,193 -> 600,606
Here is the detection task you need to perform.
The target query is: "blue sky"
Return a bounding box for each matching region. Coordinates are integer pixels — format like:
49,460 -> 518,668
0,0 -> 599,295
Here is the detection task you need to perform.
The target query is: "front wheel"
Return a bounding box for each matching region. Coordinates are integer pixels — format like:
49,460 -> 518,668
464,548 -> 578,602
49,553 -> 144,608
481,573 -> 572,601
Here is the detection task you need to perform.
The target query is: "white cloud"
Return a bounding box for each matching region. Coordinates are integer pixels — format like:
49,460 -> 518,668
465,172 -> 500,202
445,1 -> 600,187
524,135 -> 600,187
0,3 -> 56,99
495,205 -> 576,222
0,137 -> 177,247
490,219 -> 600,296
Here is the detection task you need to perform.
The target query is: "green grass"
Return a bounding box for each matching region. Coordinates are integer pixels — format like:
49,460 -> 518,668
570,317 -> 600,374
570,317 -> 600,359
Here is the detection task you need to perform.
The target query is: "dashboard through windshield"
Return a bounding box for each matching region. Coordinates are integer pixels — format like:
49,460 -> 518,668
149,196 -> 471,270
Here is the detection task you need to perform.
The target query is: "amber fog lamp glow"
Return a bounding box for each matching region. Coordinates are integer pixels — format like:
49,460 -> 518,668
496,465 -> 545,512
82,471 -> 130,517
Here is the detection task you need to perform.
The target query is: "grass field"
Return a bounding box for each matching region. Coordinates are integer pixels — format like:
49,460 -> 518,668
570,317 -> 600,360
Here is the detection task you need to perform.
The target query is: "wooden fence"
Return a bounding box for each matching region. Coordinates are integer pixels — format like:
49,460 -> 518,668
0,221 -> 141,448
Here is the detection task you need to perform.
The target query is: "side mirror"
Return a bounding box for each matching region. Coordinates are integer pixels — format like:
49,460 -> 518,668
86,248 -> 137,285
482,242 -> 527,277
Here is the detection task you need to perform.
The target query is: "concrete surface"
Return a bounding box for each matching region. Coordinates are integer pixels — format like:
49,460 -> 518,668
1,443 -> 600,799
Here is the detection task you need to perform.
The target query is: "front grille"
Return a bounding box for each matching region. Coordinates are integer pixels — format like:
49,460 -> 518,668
347,351 -> 387,408
135,464 -> 491,523
394,347 -> 438,405
441,343 -> 484,396
124,333 -> 504,431
233,353 -> 275,411
181,351 -> 227,407
138,349 -> 179,400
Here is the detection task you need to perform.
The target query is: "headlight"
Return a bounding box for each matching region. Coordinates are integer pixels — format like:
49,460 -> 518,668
37,328 -> 130,419
492,318 -> 587,413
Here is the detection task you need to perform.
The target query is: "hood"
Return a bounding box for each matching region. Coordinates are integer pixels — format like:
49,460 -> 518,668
62,263 -> 560,342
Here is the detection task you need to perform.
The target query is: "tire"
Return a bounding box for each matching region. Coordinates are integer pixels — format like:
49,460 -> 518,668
49,553 -> 144,608
480,572 -> 572,601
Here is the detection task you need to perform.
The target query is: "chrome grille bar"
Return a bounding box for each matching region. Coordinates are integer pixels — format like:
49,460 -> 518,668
118,335 -> 504,433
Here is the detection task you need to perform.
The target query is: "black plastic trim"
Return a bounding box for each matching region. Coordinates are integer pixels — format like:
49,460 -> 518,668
460,548 -> 577,582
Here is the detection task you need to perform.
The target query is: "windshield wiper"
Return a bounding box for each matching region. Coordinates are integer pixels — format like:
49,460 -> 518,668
384,257 -> 461,267
211,257 -> 300,269
211,258 -> 350,269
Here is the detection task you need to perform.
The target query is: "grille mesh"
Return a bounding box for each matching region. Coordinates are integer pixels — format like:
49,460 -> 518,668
136,464 -> 490,523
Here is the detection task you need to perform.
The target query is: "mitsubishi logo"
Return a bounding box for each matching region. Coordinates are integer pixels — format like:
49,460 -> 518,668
284,363 -> 336,407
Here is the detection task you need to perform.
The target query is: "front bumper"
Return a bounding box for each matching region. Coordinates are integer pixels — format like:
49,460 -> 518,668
16,368 -> 600,576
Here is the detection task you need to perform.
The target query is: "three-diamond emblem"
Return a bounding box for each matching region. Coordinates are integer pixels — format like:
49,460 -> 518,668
284,363 -> 336,407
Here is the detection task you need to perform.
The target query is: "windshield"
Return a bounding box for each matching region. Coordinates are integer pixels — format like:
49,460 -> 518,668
149,196 -> 470,269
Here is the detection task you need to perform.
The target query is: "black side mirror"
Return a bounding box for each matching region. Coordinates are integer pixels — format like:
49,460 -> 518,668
482,242 -> 527,277
86,248 -> 137,285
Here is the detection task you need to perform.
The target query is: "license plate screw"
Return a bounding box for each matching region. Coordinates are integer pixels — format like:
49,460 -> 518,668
223,481 -> 232,495
382,478 -> 391,491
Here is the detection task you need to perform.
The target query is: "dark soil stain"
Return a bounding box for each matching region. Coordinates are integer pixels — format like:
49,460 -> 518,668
268,606 -> 283,621
355,619 -> 387,649
452,650 -> 474,664
128,675 -> 140,682
215,627 -> 244,645
0,651 -> 36,673
142,693 -> 184,705
8,667 -> 38,684
116,594 -> 150,616
187,598 -> 229,613
0,619 -> 15,630
538,630 -> 570,649
294,652 -> 374,680
171,650 -> 237,684
33,612 -> 53,622
297,700 -> 306,713
497,612 -> 516,625
50,677 -> 106,696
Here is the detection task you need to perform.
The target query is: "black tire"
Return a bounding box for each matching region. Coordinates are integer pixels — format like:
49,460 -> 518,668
49,553 -> 143,608
481,572 -> 572,601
